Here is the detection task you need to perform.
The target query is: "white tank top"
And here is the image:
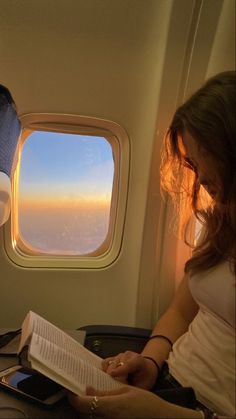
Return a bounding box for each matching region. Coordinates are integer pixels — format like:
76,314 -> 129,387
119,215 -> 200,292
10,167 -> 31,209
167,261 -> 235,416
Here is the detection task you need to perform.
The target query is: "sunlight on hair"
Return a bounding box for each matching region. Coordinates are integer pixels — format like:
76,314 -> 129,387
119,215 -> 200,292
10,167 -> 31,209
160,133 -> 214,247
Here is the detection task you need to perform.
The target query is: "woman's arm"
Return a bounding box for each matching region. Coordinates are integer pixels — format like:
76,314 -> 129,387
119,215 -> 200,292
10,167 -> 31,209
69,385 -> 204,419
103,273 -> 199,388
142,273 -> 199,369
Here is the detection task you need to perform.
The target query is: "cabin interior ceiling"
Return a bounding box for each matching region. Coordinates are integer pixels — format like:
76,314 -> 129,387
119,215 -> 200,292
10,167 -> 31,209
0,0 -> 235,328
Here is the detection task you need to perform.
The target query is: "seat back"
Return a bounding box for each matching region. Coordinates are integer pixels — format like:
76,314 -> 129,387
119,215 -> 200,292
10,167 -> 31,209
78,325 -> 151,358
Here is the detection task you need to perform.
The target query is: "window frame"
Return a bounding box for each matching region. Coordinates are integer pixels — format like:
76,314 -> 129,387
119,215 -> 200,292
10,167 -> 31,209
4,113 -> 130,268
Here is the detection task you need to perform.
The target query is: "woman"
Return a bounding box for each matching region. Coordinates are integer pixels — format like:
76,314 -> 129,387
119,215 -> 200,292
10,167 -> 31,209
69,71 -> 236,419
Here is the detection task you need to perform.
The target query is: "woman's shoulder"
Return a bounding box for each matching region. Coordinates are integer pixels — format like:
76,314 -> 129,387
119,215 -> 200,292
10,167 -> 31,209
189,261 -> 235,328
190,260 -> 235,281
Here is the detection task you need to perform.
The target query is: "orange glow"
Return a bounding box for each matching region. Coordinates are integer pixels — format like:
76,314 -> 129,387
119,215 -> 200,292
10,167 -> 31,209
160,133 -> 214,243
18,197 -> 111,210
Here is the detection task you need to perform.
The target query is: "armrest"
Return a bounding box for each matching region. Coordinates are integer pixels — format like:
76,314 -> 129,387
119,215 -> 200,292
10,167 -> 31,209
78,325 -> 151,358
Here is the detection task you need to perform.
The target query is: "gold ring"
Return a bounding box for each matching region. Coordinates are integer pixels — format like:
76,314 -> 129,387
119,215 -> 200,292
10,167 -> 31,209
117,361 -> 125,367
89,395 -> 98,418
108,360 -> 117,365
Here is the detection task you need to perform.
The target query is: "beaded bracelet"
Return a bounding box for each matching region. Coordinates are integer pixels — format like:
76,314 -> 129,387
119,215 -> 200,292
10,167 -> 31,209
149,334 -> 173,348
142,356 -> 161,376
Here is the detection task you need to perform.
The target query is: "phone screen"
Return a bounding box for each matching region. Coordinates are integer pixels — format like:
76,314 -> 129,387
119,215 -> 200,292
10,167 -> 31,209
0,366 -> 65,405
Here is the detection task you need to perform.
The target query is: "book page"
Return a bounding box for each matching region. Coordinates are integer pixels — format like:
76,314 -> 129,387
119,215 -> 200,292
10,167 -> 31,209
29,334 -> 123,395
18,311 -> 32,354
18,311 -> 101,369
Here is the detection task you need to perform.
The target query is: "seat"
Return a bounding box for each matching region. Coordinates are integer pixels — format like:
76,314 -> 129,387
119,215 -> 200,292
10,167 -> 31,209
0,97 -> 21,227
78,325 -> 151,358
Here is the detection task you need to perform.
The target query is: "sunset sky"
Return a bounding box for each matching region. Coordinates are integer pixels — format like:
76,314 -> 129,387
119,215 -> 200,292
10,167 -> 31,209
17,131 -> 114,254
19,131 -> 114,205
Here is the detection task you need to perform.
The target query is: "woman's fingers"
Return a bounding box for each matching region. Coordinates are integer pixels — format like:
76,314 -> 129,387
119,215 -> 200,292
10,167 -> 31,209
102,351 -> 136,369
101,352 -> 157,389
102,351 -> 141,377
102,353 -> 125,372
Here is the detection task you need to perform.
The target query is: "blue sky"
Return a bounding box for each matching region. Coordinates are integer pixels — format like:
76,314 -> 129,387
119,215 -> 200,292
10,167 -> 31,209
19,131 -> 114,203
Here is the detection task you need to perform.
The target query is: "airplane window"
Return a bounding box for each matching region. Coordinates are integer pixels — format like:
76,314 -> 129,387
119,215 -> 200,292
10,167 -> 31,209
14,131 -> 114,256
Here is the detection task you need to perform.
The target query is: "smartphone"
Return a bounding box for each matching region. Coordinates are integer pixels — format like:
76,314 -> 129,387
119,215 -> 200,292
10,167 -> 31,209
0,365 -> 66,407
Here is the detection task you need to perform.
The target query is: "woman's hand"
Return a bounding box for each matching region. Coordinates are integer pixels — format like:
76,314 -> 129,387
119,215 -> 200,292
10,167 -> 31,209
68,386 -> 203,419
101,351 -> 159,390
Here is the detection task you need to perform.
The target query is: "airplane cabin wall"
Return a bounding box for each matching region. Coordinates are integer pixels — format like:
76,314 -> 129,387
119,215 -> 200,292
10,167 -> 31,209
0,0 -> 175,328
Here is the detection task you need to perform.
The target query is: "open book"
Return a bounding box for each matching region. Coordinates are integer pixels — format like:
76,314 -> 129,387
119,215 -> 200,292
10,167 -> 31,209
18,311 -> 123,396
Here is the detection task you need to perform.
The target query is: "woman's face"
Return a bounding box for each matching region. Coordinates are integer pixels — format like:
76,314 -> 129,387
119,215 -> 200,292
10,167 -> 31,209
181,130 -> 221,200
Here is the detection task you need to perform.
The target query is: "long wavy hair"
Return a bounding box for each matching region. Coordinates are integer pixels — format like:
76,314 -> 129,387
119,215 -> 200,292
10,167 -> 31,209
160,71 -> 236,275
